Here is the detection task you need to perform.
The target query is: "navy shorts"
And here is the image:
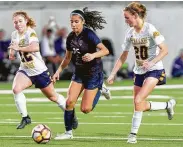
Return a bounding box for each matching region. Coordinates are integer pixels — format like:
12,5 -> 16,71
134,69 -> 166,87
71,72 -> 103,90
18,70 -> 52,89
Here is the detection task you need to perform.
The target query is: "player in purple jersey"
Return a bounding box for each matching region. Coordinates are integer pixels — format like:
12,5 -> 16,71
8,11 -> 78,130
107,2 -> 176,144
52,7 -> 110,140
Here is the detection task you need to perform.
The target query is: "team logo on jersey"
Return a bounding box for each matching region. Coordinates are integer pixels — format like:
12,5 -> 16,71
30,32 -> 37,37
73,48 -> 81,54
130,37 -> 148,45
19,39 -> 26,47
153,31 -> 160,38
79,40 -> 83,46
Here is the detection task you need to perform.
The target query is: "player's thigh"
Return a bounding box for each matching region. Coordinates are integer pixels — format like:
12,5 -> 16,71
81,88 -> 99,109
136,77 -> 158,101
133,85 -> 141,102
40,82 -> 56,98
12,71 -> 32,93
67,81 -> 84,104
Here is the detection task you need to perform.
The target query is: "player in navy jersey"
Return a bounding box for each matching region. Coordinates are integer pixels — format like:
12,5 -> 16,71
52,7 -> 110,140
8,11 -> 78,130
107,2 -> 176,144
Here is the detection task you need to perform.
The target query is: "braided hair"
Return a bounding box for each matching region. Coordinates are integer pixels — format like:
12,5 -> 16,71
71,7 -> 107,31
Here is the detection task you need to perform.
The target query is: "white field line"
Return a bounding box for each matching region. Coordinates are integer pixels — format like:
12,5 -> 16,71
94,116 -> 126,118
0,84 -> 183,94
1,111 -> 183,115
0,135 -> 182,141
0,95 -> 175,101
0,121 -> 182,126
0,112 -> 181,118
1,103 -> 183,107
25,95 -> 172,102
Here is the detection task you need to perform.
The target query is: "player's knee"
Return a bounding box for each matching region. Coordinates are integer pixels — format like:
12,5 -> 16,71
12,86 -> 22,94
80,106 -> 92,114
66,99 -> 75,109
134,95 -> 142,106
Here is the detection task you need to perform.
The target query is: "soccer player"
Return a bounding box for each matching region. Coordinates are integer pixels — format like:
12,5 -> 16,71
52,7 -> 110,140
107,2 -> 176,144
8,11 -> 78,129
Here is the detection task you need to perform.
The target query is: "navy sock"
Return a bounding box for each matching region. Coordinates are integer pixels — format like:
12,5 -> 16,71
73,108 -> 76,119
64,110 -> 74,131
92,89 -> 101,110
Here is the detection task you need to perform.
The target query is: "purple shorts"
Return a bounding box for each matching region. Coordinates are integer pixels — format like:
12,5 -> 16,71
134,69 -> 166,87
18,70 -> 52,89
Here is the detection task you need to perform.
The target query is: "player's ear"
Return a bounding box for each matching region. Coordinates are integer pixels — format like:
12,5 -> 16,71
82,20 -> 85,25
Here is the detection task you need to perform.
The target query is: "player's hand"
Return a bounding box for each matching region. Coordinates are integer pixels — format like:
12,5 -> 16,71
82,53 -> 95,62
52,71 -> 60,84
8,48 -> 16,60
8,42 -> 20,51
142,60 -> 155,70
9,54 -> 15,60
107,74 -> 115,84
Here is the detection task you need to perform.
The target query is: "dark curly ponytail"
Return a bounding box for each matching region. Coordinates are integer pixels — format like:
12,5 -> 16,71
71,7 -> 107,31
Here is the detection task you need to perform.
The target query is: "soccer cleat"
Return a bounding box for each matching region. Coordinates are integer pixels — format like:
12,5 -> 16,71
101,83 -> 111,100
166,99 -> 176,120
17,115 -> 31,129
54,132 -> 73,140
127,134 -> 137,144
72,109 -> 78,130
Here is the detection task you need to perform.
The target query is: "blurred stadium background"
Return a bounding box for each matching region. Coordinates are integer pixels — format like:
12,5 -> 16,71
0,1 -> 182,147
0,1 -> 183,78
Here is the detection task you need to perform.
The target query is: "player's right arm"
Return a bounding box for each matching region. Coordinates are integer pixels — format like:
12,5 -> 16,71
9,32 -> 16,60
107,51 -> 128,84
107,29 -> 132,84
9,48 -> 16,60
52,50 -> 72,83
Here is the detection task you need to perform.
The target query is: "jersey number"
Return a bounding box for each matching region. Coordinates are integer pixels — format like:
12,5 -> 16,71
134,46 -> 148,60
19,52 -> 33,62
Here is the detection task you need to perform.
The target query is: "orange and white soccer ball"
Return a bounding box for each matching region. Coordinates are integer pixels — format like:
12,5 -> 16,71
31,124 -> 51,144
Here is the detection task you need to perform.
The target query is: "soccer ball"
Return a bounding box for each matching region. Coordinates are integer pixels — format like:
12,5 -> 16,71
31,124 -> 51,144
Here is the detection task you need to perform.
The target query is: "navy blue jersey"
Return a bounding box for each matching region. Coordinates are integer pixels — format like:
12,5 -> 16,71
66,27 -> 103,75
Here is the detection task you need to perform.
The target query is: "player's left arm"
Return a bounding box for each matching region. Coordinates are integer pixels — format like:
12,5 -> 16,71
82,43 -> 109,62
9,41 -> 39,52
143,24 -> 168,69
150,24 -> 168,63
151,42 -> 168,64
82,30 -> 109,62
9,30 -> 40,52
94,43 -> 109,58
143,42 -> 168,70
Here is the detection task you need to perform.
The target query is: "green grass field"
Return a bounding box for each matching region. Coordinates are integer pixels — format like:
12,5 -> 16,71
0,79 -> 182,147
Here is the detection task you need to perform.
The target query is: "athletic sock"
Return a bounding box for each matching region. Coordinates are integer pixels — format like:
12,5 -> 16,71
57,93 -> 66,111
13,92 -> 27,117
130,111 -> 143,134
149,101 -> 167,110
64,110 -> 74,131
92,90 -> 101,110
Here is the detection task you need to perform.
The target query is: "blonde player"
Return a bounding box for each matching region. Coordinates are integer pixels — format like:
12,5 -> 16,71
8,11 -> 78,129
107,2 -> 176,144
